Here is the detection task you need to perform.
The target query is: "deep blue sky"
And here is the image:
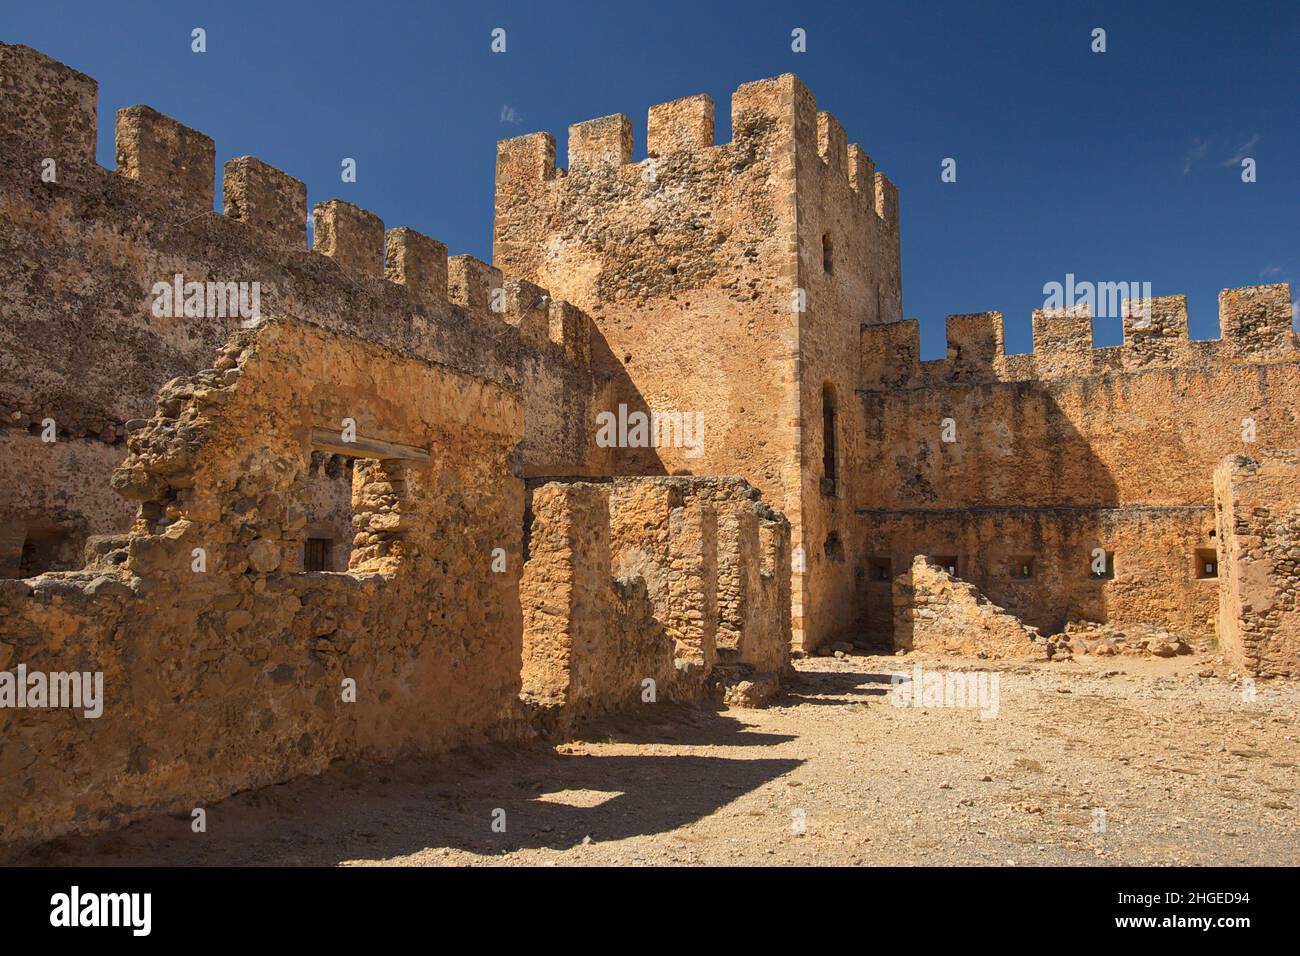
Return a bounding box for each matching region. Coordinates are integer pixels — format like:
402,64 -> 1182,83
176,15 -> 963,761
6,0 -> 1297,356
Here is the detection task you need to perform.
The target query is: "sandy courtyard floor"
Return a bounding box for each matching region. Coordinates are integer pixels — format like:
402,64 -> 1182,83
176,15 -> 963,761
13,652 -> 1298,866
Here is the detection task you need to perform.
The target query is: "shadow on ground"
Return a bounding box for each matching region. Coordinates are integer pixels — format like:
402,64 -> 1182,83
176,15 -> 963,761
10,704 -> 802,866
781,666 -> 902,705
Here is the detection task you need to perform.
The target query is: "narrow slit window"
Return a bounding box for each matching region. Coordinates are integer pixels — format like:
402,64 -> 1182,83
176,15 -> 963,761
821,383 -> 837,496
1090,550 -> 1115,579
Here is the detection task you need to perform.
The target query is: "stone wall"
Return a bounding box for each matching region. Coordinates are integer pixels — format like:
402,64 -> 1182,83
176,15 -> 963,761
0,320 -> 528,846
855,293 -> 1299,645
519,476 -> 792,723
0,319 -> 793,848
1214,451 -> 1300,677
0,42 -> 607,582
893,556 -> 1041,658
519,482 -> 676,722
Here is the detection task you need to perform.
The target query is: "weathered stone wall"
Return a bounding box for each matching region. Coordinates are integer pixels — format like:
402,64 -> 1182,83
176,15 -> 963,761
790,88 -> 901,657
519,476 -> 791,724
856,292 -> 1299,644
0,42 -> 606,581
519,482 -> 676,721
1214,451 -> 1300,677
893,556 -> 1041,657
0,320 -> 528,846
856,507 -> 1220,640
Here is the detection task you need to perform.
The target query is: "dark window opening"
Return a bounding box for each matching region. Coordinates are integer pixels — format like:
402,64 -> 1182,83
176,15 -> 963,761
822,233 -> 834,274
1010,555 -> 1035,579
932,555 -> 959,577
18,527 -> 75,577
868,556 -> 892,582
824,532 -> 845,562
1196,548 -> 1218,579
821,383 -> 837,496
1090,550 -> 1115,579
304,537 -> 333,573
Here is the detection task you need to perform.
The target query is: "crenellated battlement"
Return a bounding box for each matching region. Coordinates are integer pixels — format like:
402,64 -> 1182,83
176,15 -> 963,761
495,73 -> 899,229
860,284 -> 1298,391
0,41 -> 594,376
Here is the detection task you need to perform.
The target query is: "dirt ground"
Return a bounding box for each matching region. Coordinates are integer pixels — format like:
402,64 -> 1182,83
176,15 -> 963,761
12,652 -> 1298,867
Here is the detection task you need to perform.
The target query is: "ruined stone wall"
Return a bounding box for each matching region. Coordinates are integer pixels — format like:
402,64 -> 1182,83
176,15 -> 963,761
0,320 -> 528,846
856,288 -> 1300,643
857,506 -> 1218,640
0,43 -> 606,579
894,556 -> 1042,657
518,475 -> 791,724
1214,451 -> 1300,677
494,74 -> 899,653
519,482 -> 676,721
609,476 -> 790,676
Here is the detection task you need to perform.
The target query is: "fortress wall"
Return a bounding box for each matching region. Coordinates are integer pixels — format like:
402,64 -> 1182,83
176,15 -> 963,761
854,299 -> 1298,642
856,354 -> 1300,511
0,43 -> 606,576
1215,451 -> 1300,677
854,506 -> 1219,641
859,285 -> 1297,391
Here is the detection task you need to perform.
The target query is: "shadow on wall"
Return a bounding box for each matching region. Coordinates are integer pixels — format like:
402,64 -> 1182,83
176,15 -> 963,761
860,384 -> 1140,643
587,330 -> 670,477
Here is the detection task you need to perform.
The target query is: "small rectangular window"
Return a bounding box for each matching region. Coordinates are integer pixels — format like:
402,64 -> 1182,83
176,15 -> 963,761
932,554 -> 958,576
868,556 -> 892,582
1010,555 -> 1034,579
1089,550 -> 1115,579
1195,548 -> 1218,579
304,537 -> 333,573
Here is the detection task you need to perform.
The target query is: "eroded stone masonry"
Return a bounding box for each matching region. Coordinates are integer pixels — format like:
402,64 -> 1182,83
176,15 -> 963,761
0,42 -> 1295,848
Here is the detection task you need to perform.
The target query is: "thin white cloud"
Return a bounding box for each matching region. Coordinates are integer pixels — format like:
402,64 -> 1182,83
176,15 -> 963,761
1222,134 -> 1260,166
1182,138 -> 1208,175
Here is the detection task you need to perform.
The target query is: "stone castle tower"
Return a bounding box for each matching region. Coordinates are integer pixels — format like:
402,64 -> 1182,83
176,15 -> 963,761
495,74 -> 901,649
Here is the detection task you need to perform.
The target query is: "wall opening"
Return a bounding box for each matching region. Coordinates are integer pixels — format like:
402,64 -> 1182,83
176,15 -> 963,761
821,383 -> 837,496
1195,548 -> 1218,579
17,526 -> 77,578
302,425 -> 431,576
824,531 -> 845,562
1089,550 -> 1115,579
303,537 -> 333,572
932,554 -> 959,576
1010,555 -> 1035,579
822,233 -> 833,274
868,556 -> 892,582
